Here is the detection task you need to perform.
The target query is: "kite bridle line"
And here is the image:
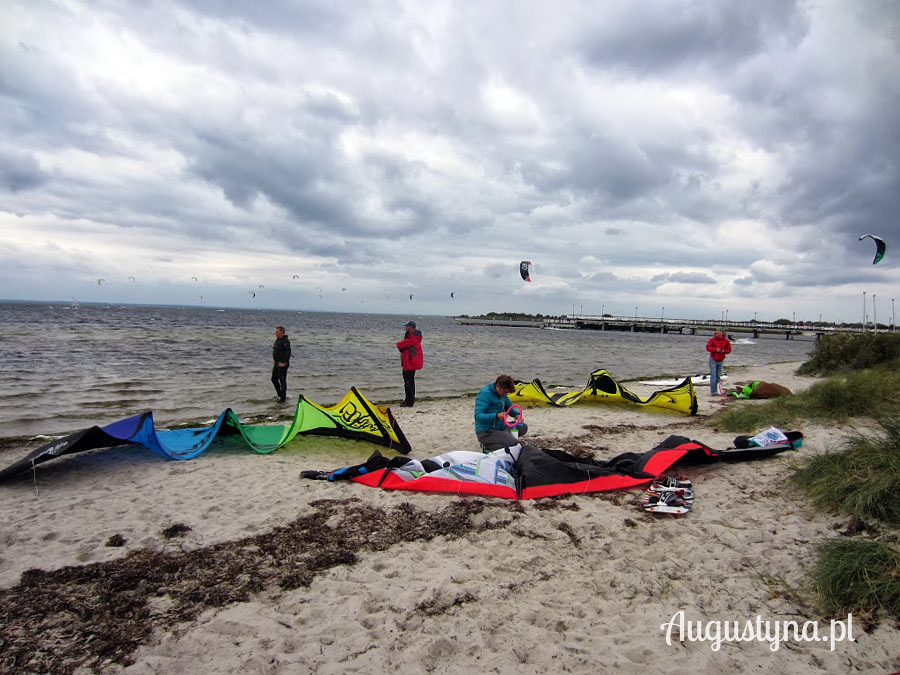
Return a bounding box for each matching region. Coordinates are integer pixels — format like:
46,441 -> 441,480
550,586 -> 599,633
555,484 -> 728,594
31,458 -> 39,497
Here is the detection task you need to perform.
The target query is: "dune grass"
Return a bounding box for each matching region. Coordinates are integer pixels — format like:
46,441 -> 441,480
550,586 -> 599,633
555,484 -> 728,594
791,416 -> 900,523
717,333 -> 900,621
713,361 -> 900,433
795,413 -> 900,622
793,414 -> 900,621
798,332 -> 900,375
811,538 -> 900,619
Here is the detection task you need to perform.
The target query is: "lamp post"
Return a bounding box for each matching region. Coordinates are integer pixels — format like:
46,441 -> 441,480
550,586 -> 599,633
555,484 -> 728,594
863,291 -> 867,332
634,306 -> 637,320
725,309 -> 729,324
601,304 -> 605,317
873,294 -> 877,333
892,298 -> 896,331
661,306 -> 665,321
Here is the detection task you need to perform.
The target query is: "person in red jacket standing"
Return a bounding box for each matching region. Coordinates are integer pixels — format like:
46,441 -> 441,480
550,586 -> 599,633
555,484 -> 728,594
396,320 -> 424,407
705,329 -> 731,395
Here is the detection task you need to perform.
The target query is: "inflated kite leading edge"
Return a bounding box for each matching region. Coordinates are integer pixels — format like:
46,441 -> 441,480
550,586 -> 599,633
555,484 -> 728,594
512,369 -> 698,415
0,388 -> 410,482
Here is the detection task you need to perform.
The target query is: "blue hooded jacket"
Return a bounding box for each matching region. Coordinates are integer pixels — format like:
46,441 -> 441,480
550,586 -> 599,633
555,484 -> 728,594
474,383 -> 512,433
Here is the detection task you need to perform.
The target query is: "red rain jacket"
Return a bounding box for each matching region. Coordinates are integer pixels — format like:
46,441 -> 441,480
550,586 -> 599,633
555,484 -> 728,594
397,330 -> 424,370
706,335 -> 732,363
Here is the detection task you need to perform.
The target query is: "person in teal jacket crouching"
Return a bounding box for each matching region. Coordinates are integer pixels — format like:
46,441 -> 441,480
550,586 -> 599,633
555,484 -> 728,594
474,374 -> 528,451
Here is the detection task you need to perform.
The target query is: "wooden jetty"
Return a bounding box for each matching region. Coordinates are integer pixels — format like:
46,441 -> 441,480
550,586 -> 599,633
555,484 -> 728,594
456,315 -> 865,339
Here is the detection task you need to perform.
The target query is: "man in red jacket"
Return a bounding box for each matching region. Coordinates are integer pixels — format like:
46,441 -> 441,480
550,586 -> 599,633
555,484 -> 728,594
396,320 -> 424,407
705,329 -> 731,395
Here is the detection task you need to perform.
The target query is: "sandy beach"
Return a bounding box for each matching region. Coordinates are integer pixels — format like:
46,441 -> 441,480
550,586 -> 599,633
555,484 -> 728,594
1,361 -> 899,674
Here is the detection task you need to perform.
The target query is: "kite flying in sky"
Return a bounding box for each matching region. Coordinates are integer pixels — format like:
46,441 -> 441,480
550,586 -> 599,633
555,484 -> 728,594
520,260 -> 532,282
858,234 -> 886,264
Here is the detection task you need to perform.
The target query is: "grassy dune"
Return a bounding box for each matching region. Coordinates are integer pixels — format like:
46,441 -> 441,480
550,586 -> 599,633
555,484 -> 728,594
715,333 -> 900,622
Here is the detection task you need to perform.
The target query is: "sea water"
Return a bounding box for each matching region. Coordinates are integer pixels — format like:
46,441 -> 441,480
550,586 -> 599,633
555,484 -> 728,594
0,302 -> 815,439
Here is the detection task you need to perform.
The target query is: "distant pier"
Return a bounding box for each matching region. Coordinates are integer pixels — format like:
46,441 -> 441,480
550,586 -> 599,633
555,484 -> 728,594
455,315 -> 866,340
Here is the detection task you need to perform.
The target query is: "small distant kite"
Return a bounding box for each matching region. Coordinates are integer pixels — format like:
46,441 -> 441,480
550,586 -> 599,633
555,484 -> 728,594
450,291 -> 455,299
258,284 -> 265,289
292,274 -> 300,280
858,234 -> 886,265
96,278 -> 105,286
191,276 -> 198,282
519,261 -> 532,282
409,294 -> 414,301
128,276 -> 136,283
249,291 -> 256,299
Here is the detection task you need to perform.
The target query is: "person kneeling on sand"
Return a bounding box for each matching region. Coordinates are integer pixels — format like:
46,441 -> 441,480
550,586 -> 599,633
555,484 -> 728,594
474,374 -> 528,451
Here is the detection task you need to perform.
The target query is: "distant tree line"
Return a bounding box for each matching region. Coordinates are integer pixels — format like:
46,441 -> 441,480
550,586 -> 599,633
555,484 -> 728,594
456,312 -> 566,321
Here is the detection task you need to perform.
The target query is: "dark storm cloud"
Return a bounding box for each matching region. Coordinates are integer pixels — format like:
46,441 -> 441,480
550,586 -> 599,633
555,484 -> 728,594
0,150 -> 49,193
519,130 -> 673,203
2,0 -> 898,319
577,0 -> 807,75
0,41 -> 103,150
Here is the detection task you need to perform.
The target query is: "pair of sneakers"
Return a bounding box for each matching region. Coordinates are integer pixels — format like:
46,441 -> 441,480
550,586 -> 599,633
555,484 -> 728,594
642,476 -> 694,514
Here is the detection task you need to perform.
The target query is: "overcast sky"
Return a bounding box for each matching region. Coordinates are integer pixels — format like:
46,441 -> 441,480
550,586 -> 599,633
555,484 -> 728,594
1,0 -> 898,323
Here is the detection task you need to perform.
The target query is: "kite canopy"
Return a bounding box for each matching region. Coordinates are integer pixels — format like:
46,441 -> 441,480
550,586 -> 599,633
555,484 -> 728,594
512,369 -> 698,415
519,260 -> 532,282
304,432 -> 803,500
858,233 -> 886,264
0,388 -> 409,482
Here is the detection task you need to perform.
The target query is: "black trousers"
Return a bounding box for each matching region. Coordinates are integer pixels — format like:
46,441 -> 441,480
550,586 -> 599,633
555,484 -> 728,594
402,369 -> 416,405
272,364 -> 289,400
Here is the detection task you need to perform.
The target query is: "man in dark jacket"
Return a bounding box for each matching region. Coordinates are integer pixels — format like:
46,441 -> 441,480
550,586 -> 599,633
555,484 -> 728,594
396,320 -> 423,407
272,326 -> 291,402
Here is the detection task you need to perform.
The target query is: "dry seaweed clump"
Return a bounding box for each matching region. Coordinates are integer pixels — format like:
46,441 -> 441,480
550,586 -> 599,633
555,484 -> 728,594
0,497 -> 516,674
160,523 -> 192,539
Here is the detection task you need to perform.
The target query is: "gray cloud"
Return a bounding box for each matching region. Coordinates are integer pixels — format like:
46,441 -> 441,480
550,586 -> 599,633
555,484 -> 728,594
652,271 -> 717,285
0,150 -> 49,193
0,0 -> 897,321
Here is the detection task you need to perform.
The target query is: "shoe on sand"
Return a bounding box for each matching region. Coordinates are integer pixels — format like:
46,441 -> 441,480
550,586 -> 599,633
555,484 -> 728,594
649,475 -> 692,491
642,490 -> 693,515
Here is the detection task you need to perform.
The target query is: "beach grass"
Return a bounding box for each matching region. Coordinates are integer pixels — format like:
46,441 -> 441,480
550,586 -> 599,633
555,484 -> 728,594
793,414 -> 900,621
791,416 -> 900,523
811,538 -> 900,619
798,332 -> 900,375
722,333 -> 900,622
774,332 -> 900,622
713,360 -> 900,432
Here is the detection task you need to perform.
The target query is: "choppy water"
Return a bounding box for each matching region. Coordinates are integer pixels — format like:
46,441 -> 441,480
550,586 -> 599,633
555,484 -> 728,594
0,302 -> 816,439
